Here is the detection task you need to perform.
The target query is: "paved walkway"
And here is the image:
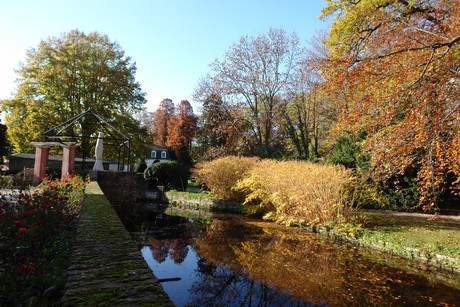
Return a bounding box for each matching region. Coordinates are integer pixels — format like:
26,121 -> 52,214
61,182 -> 173,306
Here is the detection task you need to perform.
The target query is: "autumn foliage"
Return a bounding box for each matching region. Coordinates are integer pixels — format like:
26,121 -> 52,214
152,98 -> 175,147
195,156 -> 354,225
321,0 -> 460,208
234,160 -> 354,225
193,156 -> 259,201
166,100 -> 197,159
151,99 -> 197,163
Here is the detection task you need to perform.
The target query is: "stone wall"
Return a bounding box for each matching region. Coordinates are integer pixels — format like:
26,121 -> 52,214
96,171 -> 145,216
165,192 -> 243,213
95,171 -> 168,218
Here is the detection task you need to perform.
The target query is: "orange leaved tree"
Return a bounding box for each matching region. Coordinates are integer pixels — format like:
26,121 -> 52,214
321,0 -> 460,208
166,100 -> 197,162
152,98 -> 175,146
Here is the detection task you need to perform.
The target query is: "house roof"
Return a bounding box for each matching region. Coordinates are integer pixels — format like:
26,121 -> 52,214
147,144 -> 170,151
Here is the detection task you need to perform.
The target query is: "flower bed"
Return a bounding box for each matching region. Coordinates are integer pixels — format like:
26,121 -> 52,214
0,175 -> 88,304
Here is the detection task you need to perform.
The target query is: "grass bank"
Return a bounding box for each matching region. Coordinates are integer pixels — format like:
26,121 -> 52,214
355,211 -> 460,272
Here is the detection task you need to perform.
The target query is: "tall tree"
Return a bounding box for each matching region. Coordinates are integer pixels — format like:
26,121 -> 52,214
1,29 -> 146,156
152,98 -> 175,146
136,109 -> 156,140
281,32 -> 334,160
196,28 -> 302,156
194,94 -> 251,160
321,0 -> 460,207
166,100 -> 197,162
200,94 -> 230,148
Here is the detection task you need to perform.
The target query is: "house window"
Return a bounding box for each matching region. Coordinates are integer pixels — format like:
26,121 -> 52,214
161,151 -> 167,159
151,150 -> 157,158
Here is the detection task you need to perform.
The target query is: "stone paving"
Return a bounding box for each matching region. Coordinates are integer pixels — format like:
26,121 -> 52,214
61,181 -> 173,306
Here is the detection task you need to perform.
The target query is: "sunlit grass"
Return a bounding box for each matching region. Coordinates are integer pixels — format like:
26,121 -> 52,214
358,214 -> 460,271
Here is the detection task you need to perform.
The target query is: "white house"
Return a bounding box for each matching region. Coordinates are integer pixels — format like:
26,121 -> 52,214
145,144 -> 173,167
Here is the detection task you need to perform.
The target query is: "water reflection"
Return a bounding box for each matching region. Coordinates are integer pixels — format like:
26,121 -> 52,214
128,205 -> 460,306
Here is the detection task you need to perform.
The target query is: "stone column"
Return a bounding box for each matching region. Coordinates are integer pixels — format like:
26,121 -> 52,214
32,143 -> 50,185
61,145 -> 77,178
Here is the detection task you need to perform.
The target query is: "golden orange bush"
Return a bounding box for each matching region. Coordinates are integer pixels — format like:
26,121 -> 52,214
234,160 -> 354,224
193,156 -> 259,201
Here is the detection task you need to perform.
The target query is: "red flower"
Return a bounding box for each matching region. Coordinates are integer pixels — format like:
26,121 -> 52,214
22,194 -> 31,203
40,202 -> 53,208
22,211 -> 30,218
14,220 -> 25,228
19,263 -> 35,277
17,227 -> 27,235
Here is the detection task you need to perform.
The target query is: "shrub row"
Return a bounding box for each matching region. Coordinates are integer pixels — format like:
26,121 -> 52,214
194,156 -> 355,225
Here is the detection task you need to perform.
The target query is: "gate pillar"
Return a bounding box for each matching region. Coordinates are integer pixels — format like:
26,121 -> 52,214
32,143 -> 50,185
62,145 -> 77,178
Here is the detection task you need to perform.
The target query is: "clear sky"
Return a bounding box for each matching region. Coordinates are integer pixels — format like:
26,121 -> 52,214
0,0 -> 328,113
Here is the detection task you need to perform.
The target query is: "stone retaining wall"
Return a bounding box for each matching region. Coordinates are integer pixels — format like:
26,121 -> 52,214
61,181 -> 173,306
165,192 -> 243,213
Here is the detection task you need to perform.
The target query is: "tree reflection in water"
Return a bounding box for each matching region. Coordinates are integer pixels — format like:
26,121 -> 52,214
149,238 -> 189,264
187,259 -> 311,306
139,215 -> 460,306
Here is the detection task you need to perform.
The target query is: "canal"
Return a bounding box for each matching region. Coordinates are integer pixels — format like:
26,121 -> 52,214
120,203 -> 460,306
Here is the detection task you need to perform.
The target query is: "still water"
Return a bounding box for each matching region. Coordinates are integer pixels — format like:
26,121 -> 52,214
123,204 -> 460,306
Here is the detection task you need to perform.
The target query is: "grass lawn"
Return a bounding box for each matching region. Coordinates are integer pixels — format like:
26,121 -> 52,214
357,211 -> 460,272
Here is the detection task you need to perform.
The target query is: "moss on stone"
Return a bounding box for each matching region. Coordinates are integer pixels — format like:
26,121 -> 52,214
61,181 -> 174,306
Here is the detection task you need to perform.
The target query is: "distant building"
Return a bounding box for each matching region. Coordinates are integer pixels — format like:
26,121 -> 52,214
145,144 -> 174,167
8,153 -> 119,175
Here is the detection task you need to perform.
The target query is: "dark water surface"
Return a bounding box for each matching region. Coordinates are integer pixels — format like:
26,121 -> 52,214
122,204 -> 460,306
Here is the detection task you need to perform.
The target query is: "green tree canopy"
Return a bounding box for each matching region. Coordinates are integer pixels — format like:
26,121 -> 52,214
0,123 -> 9,162
2,29 -> 147,155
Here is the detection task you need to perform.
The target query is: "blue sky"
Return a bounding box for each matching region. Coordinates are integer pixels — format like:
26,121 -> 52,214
0,0 -> 328,112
